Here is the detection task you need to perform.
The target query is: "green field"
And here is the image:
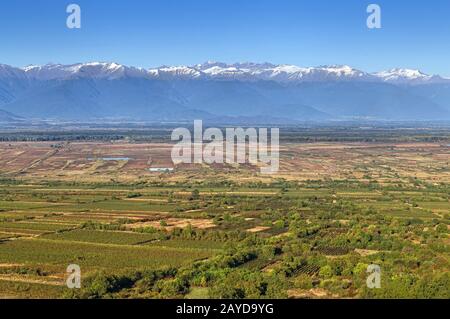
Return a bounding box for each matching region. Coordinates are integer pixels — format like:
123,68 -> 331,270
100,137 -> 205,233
0,238 -> 213,271
0,136 -> 449,299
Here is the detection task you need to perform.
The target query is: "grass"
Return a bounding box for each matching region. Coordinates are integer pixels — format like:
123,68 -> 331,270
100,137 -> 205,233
43,230 -> 226,250
0,228 -> 50,236
418,201 -> 450,210
145,239 -> 225,250
0,238 -> 215,272
0,200 -> 65,210
0,280 -> 66,299
0,233 -> 15,239
0,221 -> 75,232
185,287 -> 210,299
43,229 -> 160,245
383,209 -> 436,219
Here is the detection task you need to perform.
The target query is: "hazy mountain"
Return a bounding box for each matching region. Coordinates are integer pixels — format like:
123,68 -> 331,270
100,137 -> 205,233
407,83 -> 450,112
11,61 -> 450,84
374,69 -> 447,85
0,62 -> 449,122
285,82 -> 448,120
1,78 -> 213,121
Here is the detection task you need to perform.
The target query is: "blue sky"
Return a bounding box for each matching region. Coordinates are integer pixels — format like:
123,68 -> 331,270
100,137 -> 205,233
1,0 -> 450,76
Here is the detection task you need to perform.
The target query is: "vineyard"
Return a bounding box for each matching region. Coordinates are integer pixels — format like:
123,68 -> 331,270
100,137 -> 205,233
0,138 -> 449,298
314,247 -> 351,256
296,264 -> 321,276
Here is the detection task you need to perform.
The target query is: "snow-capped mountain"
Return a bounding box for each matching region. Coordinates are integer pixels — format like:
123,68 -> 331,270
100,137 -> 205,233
0,61 -> 449,122
148,66 -> 203,80
257,65 -> 376,82
374,68 -> 447,85
0,64 -> 27,79
195,62 -> 449,84
5,61 -> 447,84
23,62 -> 149,80
191,63 -> 375,82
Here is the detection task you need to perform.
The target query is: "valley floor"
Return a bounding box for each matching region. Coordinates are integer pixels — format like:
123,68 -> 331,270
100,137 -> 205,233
0,139 -> 448,298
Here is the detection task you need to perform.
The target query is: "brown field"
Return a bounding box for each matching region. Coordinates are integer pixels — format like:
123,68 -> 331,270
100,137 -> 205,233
0,141 -> 449,183
246,226 -> 271,233
0,138 -> 448,299
125,218 -> 216,231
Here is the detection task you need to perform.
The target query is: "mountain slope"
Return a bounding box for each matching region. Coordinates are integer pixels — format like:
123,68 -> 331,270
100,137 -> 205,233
286,82 -> 448,120
0,62 -> 449,122
408,84 -> 450,112
1,78 -> 212,121
14,62 -> 450,84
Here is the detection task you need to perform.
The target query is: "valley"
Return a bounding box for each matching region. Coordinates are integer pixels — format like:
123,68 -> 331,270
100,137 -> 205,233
0,127 -> 448,299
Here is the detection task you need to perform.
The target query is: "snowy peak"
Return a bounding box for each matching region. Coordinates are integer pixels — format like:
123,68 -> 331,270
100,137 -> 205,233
374,68 -> 446,84
201,65 -> 254,80
148,66 -> 203,79
195,61 -> 275,72
257,64 -> 373,82
316,65 -> 368,77
23,62 -> 148,80
187,62 -> 373,82
24,63 -> 79,80
191,63 -> 448,84
0,61 -> 445,85
73,62 -> 149,79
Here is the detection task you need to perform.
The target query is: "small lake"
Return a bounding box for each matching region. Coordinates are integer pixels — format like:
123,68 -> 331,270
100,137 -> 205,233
87,157 -> 133,161
149,167 -> 174,172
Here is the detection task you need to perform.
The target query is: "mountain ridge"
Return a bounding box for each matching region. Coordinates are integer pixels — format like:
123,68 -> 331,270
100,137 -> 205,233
0,61 -> 449,123
4,62 -> 449,85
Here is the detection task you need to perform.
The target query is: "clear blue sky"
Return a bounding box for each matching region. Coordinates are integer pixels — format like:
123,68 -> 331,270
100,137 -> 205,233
1,0 -> 449,76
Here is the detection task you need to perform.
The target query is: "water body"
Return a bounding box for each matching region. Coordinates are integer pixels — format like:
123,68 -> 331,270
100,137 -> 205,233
87,157 -> 132,161
149,167 -> 174,172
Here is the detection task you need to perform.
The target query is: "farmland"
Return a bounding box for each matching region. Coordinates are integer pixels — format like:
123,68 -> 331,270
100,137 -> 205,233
0,127 -> 449,299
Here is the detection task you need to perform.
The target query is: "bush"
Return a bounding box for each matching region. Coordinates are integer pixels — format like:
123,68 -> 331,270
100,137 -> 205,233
319,265 -> 333,279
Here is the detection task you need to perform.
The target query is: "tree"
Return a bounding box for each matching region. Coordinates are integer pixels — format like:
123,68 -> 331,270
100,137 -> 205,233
190,189 -> 200,201
319,265 -> 333,279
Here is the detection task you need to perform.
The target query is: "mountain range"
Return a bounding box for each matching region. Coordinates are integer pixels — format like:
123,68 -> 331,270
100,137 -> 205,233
1,62 -> 450,123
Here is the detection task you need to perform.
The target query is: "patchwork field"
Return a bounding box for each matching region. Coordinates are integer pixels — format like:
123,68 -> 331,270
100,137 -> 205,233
0,135 -> 449,299
0,141 -> 448,183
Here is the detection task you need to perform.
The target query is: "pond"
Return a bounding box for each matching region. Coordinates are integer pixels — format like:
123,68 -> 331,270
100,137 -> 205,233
87,157 -> 133,161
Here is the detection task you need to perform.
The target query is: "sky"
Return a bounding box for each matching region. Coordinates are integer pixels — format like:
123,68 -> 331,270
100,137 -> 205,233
0,0 -> 449,76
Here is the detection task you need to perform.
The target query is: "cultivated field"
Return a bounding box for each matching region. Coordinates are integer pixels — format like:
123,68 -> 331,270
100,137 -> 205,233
0,141 -> 449,183
0,132 -> 449,299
